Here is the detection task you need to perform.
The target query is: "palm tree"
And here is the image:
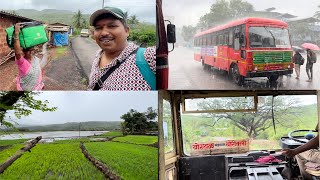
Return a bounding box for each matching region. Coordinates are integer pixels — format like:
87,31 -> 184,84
73,10 -> 85,29
123,11 -> 129,19
128,15 -> 139,27
314,5 -> 320,19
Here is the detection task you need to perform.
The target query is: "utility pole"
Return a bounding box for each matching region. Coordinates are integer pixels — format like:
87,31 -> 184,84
102,0 -> 105,8
79,122 -> 81,138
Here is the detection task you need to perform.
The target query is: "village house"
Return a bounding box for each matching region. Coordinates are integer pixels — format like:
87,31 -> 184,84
46,22 -> 70,47
0,11 -> 36,64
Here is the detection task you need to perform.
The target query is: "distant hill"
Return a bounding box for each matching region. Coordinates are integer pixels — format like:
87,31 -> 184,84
16,121 -> 121,131
8,9 -> 90,25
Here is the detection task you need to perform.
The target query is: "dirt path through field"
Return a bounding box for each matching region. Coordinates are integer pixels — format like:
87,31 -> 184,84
80,142 -> 120,180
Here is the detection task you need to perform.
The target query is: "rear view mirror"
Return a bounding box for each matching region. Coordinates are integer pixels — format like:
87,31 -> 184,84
167,24 -> 176,44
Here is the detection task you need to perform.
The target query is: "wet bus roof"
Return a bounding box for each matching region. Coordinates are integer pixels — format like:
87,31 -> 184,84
194,17 -> 288,38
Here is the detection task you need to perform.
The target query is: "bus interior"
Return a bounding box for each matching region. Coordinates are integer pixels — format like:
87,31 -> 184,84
159,90 -> 320,180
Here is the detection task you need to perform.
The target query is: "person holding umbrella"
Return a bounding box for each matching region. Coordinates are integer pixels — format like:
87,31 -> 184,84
301,43 -> 319,82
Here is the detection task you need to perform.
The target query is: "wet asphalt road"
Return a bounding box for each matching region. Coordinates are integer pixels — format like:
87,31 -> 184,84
71,37 -> 100,79
169,47 -> 320,90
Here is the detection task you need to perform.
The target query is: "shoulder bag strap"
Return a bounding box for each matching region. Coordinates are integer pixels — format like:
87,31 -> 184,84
135,48 -> 156,90
93,48 -> 139,90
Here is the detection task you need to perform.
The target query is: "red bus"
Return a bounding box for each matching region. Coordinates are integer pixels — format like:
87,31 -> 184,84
194,17 -> 293,85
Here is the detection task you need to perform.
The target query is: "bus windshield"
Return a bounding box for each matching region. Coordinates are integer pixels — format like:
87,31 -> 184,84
181,95 -> 317,156
249,27 -> 290,48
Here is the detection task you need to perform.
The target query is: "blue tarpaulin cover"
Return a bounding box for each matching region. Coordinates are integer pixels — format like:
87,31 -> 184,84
53,32 -> 68,46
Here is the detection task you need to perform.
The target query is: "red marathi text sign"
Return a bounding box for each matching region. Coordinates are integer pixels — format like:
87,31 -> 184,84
191,139 -> 249,155
192,143 -> 214,151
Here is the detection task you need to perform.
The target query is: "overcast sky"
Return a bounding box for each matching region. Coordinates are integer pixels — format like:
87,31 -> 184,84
0,0 -> 155,23
5,91 -> 157,126
163,0 -> 320,27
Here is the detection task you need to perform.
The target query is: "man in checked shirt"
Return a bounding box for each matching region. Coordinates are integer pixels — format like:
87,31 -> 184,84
88,6 -> 156,91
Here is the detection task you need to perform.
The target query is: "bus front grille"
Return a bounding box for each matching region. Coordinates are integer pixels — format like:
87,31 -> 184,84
253,51 -> 291,64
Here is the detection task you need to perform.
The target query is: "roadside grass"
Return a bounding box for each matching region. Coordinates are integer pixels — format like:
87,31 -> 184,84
96,131 -> 123,138
56,46 -> 68,57
112,135 -> 158,145
0,144 -> 24,163
0,139 -> 29,146
0,143 -> 104,179
85,142 -> 157,180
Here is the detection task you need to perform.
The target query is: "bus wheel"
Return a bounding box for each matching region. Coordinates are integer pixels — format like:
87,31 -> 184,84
268,74 -> 279,82
231,65 -> 244,85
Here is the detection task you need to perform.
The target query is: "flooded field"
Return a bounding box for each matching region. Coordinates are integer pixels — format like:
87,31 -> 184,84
0,131 -> 108,140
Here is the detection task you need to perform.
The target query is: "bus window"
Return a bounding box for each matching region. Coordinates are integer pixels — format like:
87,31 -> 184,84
163,99 -> 174,154
213,35 -> 217,46
180,95 -> 317,156
223,33 -> 228,45
204,35 -> 208,46
249,26 -> 290,48
228,29 -> 233,47
218,35 -> 223,45
234,28 -> 241,51
240,25 -> 246,47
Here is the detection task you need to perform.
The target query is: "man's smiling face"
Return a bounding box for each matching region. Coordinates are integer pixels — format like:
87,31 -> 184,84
93,17 -> 129,54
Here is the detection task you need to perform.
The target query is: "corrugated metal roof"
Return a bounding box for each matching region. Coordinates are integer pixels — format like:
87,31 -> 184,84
0,10 -> 37,22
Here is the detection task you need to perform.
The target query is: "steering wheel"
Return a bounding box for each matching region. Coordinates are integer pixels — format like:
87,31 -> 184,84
288,130 -> 317,144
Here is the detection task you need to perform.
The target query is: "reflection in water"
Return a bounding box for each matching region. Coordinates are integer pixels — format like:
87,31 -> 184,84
0,131 -> 108,140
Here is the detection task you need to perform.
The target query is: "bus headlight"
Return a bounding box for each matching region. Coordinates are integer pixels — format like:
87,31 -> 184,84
254,66 -> 258,71
288,65 -> 290,69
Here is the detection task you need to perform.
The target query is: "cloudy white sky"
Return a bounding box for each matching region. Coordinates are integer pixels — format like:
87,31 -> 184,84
5,91 -> 157,126
0,0 -> 155,23
163,0 -> 320,27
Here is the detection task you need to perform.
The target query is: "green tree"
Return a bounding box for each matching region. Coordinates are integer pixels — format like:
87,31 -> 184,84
129,24 -> 156,47
72,10 -> 88,30
197,96 -> 302,139
123,11 -> 129,19
120,107 -> 158,133
181,25 -> 197,42
197,0 -> 254,29
314,5 -> 320,19
0,92 -> 57,129
128,15 -> 140,28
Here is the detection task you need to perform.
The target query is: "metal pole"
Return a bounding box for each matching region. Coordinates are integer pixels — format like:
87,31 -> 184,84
102,0 -> 104,8
79,122 -> 81,138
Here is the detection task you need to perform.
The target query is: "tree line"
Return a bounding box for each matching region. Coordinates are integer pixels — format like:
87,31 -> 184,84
72,10 -> 156,47
181,0 -> 320,43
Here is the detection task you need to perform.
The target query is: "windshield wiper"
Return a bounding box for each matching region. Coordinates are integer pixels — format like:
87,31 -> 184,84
264,27 -> 276,47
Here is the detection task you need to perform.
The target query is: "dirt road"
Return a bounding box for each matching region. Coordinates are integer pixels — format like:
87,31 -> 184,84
43,46 -> 87,90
